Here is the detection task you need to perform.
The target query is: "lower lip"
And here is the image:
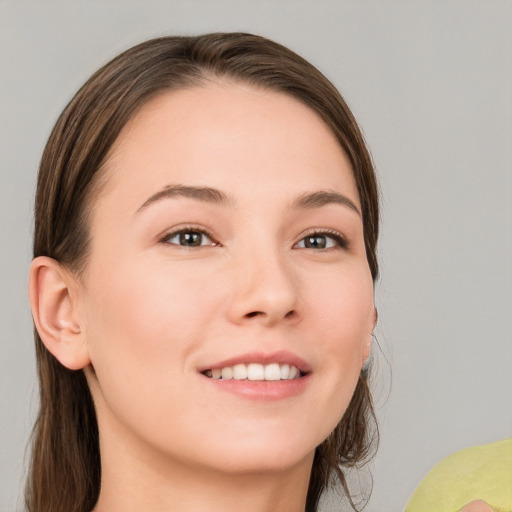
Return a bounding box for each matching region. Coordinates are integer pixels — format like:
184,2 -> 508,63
202,374 -> 310,401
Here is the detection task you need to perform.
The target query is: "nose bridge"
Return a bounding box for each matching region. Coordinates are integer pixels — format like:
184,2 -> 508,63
227,237 -> 300,325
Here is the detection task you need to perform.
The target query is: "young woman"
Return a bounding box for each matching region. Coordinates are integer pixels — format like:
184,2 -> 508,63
27,33 -> 380,512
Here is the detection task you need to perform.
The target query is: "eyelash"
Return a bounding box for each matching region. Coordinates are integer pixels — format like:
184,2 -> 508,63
159,226 -> 348,250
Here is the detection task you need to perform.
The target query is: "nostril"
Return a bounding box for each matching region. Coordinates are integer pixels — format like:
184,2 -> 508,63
246,311 -> 263,318
245,310 -> 296,320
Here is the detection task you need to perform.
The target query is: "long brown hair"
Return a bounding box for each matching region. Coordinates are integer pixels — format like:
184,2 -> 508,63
27,33 -> 379,512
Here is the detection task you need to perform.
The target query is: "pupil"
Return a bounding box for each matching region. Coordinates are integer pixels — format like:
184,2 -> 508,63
180,232 -> 201,246
306,236 -> 326,249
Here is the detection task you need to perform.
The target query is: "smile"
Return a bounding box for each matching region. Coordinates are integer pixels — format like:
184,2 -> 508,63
202,363 -> 303,381
199,352 -> 311,400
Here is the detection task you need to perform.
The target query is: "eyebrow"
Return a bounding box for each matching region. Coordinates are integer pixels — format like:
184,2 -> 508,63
292,190 -> 361,216
136,184 -> 360,216
136,184 -> 234,213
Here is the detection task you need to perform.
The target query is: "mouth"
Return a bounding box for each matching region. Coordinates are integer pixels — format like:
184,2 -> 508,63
202,362 -> 306,381
199,352 -> 311,400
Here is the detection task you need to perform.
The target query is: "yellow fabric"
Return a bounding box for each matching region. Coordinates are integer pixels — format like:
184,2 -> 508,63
405,439 -> 512,512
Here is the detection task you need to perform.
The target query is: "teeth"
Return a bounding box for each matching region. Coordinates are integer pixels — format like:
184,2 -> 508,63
247,363 -> 264,381
232,364 -> 247,380
264,363 -> 281,381
221,367 -> 233,380
204,363 -> 303,381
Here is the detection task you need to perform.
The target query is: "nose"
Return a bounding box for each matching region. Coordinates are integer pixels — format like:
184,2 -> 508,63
226,247 -> 300,327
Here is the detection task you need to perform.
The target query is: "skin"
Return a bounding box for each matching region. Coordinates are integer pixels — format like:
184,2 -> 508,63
459,501 -> 494,512
30,82 -> 376,512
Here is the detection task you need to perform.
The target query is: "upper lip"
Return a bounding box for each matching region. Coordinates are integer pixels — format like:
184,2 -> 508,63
198,350 -> 312,374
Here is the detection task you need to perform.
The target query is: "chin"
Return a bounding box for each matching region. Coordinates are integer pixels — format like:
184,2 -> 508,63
171,422 -> 323,476
201,443 -> 316,476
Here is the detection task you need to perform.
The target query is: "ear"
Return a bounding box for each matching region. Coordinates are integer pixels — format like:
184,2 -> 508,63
362,307 -> 378,365
28,256 -> 90,370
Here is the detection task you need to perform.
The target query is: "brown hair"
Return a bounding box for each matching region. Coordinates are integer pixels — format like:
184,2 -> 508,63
27,33 -> 379,512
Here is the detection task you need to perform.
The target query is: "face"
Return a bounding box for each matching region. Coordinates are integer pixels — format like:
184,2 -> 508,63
78,82 -> 375,476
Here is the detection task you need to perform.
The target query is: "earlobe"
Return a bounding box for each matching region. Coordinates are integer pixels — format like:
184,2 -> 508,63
28,256 -> 90,370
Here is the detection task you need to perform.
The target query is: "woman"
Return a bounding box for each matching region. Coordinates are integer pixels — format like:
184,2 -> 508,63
27,33 -> 379,512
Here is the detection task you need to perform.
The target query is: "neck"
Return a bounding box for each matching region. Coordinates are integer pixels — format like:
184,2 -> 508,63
92,419 -> 314,512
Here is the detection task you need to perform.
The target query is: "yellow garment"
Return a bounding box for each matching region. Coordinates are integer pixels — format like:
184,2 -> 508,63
405,439 -> 512,512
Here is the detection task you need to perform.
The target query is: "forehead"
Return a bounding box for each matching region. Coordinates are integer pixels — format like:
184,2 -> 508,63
97,82 -> 359,212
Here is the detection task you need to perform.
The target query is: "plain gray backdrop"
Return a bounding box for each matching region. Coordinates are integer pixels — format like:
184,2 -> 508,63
1,1 -> 511,511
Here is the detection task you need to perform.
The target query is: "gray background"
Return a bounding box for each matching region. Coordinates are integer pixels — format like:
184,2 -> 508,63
1,1 -> 511,511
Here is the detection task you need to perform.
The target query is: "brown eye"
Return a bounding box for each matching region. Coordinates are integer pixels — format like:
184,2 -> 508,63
180,232 -> 203,246
163,229 -> 215,247
304,235 -> 327,249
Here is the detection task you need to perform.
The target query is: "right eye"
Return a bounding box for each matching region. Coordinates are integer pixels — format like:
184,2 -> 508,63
161,228 -> 217,248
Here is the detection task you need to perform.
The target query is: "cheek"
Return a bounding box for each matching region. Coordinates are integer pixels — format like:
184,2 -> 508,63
81,258 -> 225,444
301,263 -> 374,434
82,258 -> 222,392
86,257 -> 216,344
305,262 -> 374,348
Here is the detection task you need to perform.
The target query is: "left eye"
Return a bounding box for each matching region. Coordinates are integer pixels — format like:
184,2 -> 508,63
163,230 -> 216,247
295,232 -> 345,249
